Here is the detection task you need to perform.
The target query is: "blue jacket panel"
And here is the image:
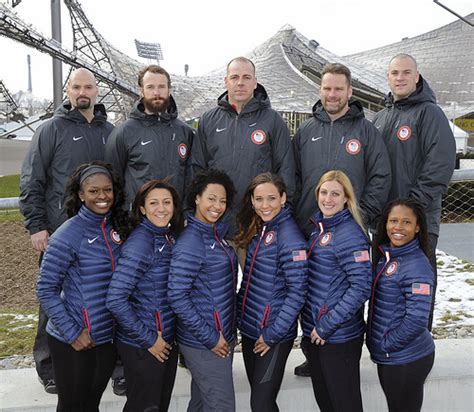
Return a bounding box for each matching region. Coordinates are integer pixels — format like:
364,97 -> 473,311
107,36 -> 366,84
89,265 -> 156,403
367,239 -> 435,365
301,209 -> 372,343
107,218 -> 176,349
168,215 -> 238,349
237,208 -> 308,345
36,206 -> 122,345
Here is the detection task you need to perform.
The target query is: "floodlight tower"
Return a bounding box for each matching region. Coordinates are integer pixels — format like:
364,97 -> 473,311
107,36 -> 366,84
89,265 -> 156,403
135,40 -> 164,65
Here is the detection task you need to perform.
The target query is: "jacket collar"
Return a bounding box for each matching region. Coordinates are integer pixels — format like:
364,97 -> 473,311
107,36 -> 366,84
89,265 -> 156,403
217,83 -> 271,115
310,208 -> 351,231
380,238 -> 421,259
56,101 -> 108,124
77,205 -> 111,223
258,207 -> 291,232
140,217 -> 170,236
187,214 -> 229,239
130,95 -> 179,124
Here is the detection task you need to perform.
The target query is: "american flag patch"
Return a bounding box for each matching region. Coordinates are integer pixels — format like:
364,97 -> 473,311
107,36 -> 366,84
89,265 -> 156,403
354,250 -> 370,262
292,250 -> 307,262
412,283 -> 431,296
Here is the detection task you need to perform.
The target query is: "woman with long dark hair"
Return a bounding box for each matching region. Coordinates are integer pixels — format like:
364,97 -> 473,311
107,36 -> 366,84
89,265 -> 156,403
36,161 -> 129,411
368,198 -> 435,412
107,179 -> 184,411
168,168 -> 238,411
300,170 -> 372,412
235,172 -> 308,412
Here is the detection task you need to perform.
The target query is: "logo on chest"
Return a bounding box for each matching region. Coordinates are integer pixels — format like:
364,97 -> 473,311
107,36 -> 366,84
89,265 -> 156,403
178,143 -> 188,159
264,231 -> 276,245
319,232 -> 332,246
345,139 -> 361,155
397,125 -> 411,141
385,261 -> 398,277
110,229 -> 122,245
251,130 -> 267,145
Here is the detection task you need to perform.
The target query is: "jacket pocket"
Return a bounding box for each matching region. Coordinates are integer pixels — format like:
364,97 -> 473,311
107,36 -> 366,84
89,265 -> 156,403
260,304 -> 271,329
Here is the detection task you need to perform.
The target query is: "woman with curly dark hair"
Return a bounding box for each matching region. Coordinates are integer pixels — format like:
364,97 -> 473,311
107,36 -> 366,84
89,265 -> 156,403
107,179 -> 184,411
36,161 -> 129,411
368,199 -> 435,412
168,168 -> 238,411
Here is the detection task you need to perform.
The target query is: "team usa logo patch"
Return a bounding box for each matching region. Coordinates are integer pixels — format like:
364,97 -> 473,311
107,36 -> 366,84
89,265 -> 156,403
292,250 -> 307,262
319,232 -> 332,246
354,250 -> 370,262
264,231 -> 276,245
110,230 -> 122,244
178,143 -> 188,158
412,283 -> 431,296
345,139 -> 361,155
385,261 -> 398,277
251,130 -> 267,145
397,125 -> 411,141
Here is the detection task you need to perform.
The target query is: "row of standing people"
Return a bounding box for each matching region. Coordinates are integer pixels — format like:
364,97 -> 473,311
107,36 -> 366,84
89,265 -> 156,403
36,164 -> 435,412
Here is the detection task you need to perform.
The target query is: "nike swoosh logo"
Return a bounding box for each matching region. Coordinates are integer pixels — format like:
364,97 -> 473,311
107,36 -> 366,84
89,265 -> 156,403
210,242 -> 216,249
159,244 -> 165,252
216,127 -> 226,133
73,136 -> 83,141
88,236 -> 99,244
311,136 -> 323,142
141,140 -> 152,146
249,122 -> 257,127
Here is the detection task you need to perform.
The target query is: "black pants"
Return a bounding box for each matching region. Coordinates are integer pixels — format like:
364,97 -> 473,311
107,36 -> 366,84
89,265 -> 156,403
241,335 -> 293,412
427,233 -> 438,331
303,336 -> 363,412
117,340 -> 178,412
47,334 -> 116,412
377,351 -> 435,412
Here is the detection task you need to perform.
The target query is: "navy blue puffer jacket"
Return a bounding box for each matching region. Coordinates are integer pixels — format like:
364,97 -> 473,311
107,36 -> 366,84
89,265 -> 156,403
301,209 -> 371,343
107,218 -> 176,349
237,208 -> 308,345
367,239 -> 435,365
37,206 -> 122,345
168,215 -> 238,349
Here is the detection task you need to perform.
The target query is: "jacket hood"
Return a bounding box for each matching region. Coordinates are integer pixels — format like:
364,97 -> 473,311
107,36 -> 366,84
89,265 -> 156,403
130,95 -> 179,123
56,100 -> 108,124
312,99 -> 364,123
217,83 -> 271,114
384,75 -> 436,108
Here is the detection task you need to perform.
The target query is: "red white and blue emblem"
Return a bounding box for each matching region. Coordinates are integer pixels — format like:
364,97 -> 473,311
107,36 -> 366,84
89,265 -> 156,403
251,130 -> 266,145
178,143 -> 188,159
385,262 -> 398,277
345,139 -> 361,155
397,125 -> 411,141
110,229 -> 122,244
319,232 -> 332,246
264,231 -> 276,245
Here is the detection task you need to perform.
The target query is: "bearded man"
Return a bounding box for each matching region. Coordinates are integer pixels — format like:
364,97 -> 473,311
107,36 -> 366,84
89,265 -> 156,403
105,65 -> 194,208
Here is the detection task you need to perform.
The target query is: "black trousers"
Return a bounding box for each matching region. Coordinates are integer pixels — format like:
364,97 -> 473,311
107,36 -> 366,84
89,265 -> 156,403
117,340 -> 178,412
47,334 -> 116,412
377,351 -> 435,412
241,335 -> 293,412
427,233 -> 438,331
303,336 -> 363,412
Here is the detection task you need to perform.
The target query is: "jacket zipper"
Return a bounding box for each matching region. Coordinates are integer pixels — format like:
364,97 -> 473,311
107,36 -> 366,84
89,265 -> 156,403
101,218 -> 115,272
155,311 -> 163,333
82,307 -> 91,333
260,304 -> 271,329
368,249 -> 391,328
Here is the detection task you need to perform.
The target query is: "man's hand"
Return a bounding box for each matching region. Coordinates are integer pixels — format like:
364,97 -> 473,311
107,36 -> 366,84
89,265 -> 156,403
211,332 -> 230,358
71,329 -> 95,351
31,230 -> 49,252
148,333 -> 172,363
254,335 -> 271,356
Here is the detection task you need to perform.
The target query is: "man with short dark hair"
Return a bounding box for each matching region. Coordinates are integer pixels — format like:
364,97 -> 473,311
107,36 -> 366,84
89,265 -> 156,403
293,62 -> 391,237
20,68 -> 114,394
373,53 -> 456,329
105,65 -> 194,209
191,57 -> 295,236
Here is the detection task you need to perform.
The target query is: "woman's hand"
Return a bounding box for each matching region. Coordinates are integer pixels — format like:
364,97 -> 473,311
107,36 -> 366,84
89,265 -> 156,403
311,328 -> 326,346
148,333 -> 172,362
254,335 -> 271,356
211,332 -> 230,358
71,328 -> 95,351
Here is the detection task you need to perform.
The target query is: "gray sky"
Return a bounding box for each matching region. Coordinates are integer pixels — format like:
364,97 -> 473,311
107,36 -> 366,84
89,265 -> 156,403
1,0 -> 472,99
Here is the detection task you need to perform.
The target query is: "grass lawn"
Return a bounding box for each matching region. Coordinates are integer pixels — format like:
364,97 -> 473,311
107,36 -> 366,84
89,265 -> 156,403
0,174 -> 20,198
0,309 -> 37,358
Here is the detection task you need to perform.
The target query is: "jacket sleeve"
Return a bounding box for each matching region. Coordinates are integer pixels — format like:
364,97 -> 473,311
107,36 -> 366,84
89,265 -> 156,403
104,126 -> 128,181
106,236 -> 157,349
262,230 -> 308,345
359,124 -> 392,227
316,231 -> 372,340
168,242 -> 220,349
36,235 -> 83,344
409,105 -> 456,207
19,122 -> 56,235
270,113 -> 296,206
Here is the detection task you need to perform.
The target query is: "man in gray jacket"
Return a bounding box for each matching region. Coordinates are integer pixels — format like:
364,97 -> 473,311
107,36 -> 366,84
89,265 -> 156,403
373,54 -> 456,329
19,68 -> 114,393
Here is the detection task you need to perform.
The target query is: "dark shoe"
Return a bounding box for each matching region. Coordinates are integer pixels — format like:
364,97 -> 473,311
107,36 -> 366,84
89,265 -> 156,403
38,377 -> 57,394
294,360 -> 311,377
112,376 -> 127,396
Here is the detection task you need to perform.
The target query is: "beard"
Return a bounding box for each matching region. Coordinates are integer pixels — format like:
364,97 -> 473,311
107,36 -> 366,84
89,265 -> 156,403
143,95 -> 170,114
75,97 -> 92,110
322,98 -> 348,116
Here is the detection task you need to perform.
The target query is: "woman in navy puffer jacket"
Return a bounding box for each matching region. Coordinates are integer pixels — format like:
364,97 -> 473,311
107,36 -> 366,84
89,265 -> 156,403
235,172 -> 308,412
301,170 -> 371,412
36,161 -> 129,411
168,168 -> 238,412
107,179 -> 184,411
368,199 -> 435,412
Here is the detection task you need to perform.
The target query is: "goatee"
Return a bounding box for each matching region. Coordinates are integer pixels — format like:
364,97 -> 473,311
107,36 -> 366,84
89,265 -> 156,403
143,96 -> 169,114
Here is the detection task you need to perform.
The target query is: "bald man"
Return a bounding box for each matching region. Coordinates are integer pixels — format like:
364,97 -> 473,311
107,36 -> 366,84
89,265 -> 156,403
20,68 -> 114,393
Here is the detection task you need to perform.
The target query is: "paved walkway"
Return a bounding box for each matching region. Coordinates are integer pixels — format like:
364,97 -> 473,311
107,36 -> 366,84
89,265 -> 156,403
438,223 -> 474,263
